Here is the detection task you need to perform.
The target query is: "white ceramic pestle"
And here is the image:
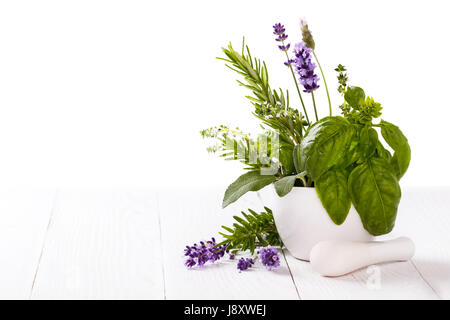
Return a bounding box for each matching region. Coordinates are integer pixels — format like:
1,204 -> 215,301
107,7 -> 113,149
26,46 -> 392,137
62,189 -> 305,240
310,237 -> 415,277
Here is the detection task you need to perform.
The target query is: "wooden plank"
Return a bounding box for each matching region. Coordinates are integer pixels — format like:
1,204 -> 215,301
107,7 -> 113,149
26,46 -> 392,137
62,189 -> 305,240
31,189 -> 164,299
24,186 -> 450,299
258,187 -> 439,300
391,187 -> 450,299
0,188 -> 55,299
158,188 -> 299,300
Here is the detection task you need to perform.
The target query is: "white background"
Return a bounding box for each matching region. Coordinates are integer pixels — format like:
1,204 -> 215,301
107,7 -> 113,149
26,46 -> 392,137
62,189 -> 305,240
0,0 -> 448,188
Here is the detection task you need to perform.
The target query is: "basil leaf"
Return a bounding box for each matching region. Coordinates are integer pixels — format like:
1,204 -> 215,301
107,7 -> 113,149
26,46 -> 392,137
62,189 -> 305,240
358,126 -> 378,163
380,120 -> 411,180
222,171 -> 276,208
315,168 -> 351,225
348,157 -> 401,236
300,116 -> 355,179
376,141 -> 392,161
344,86 -> 365,107
341,125 -> 361,166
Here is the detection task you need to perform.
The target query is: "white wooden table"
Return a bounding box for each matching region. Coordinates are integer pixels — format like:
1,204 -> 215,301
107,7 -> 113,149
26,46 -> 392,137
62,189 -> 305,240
1,187 -> 449,300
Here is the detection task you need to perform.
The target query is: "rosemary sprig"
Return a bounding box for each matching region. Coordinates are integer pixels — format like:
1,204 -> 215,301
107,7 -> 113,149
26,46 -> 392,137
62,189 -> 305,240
217,207 -> 282,255
218,39 -> 305,144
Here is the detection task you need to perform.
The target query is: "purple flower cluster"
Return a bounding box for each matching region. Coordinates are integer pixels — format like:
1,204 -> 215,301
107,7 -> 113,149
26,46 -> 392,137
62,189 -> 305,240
184,240 -> 281,272
293,42 -> 320,93
258,247 -> 280,271
237,258 -> 254,272
273,23 -> 290,52
184,238 -> 229,268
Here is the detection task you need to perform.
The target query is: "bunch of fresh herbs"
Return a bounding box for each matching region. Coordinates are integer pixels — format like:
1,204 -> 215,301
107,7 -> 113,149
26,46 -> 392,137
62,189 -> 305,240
193,19 -> 411,269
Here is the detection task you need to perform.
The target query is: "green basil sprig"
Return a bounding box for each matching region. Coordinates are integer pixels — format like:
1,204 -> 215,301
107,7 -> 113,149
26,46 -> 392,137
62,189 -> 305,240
299,86 -> 410,235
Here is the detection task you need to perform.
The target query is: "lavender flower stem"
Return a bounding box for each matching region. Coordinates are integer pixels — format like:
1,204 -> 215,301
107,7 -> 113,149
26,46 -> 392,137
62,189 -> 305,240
311,91 -> 319,121
312,51 -> 332,116
284,50 -> 310,125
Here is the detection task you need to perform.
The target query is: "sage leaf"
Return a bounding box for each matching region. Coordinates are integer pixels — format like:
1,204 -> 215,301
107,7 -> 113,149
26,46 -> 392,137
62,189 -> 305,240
348,157 -> 401,236
380,120 -> 411,180
279,144 -> 295,175
222,171 -> 276,208
292,144 -> 302,173
274,175 -> 297,197
344,86 -> 365,107
300,116 -> 355,179
274,172 -> 307,197
315,168 -> 351,225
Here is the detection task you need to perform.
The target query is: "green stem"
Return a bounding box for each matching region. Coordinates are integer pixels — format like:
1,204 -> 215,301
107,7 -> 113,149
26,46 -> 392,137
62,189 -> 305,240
283,50 -> 310,125
313,51 -> 332,116
299,118 -> 305,137
311,91 -> 318,121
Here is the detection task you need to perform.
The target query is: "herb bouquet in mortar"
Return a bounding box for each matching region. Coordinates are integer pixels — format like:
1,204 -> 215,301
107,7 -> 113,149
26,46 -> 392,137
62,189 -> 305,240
186,19 -> 411,271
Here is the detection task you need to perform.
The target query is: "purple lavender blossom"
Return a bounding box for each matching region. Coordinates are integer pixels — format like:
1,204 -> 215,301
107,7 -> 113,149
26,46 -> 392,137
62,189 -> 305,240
258,247 -> 280,271
284,59 -> 295,67
273,23 -> 286,37
184,258 -> 196,268
184,238 -> 229,268
293,42 -> 320,93
237,258 -> 254,272
273,22 -> 292,64
278,43 -> 290,51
